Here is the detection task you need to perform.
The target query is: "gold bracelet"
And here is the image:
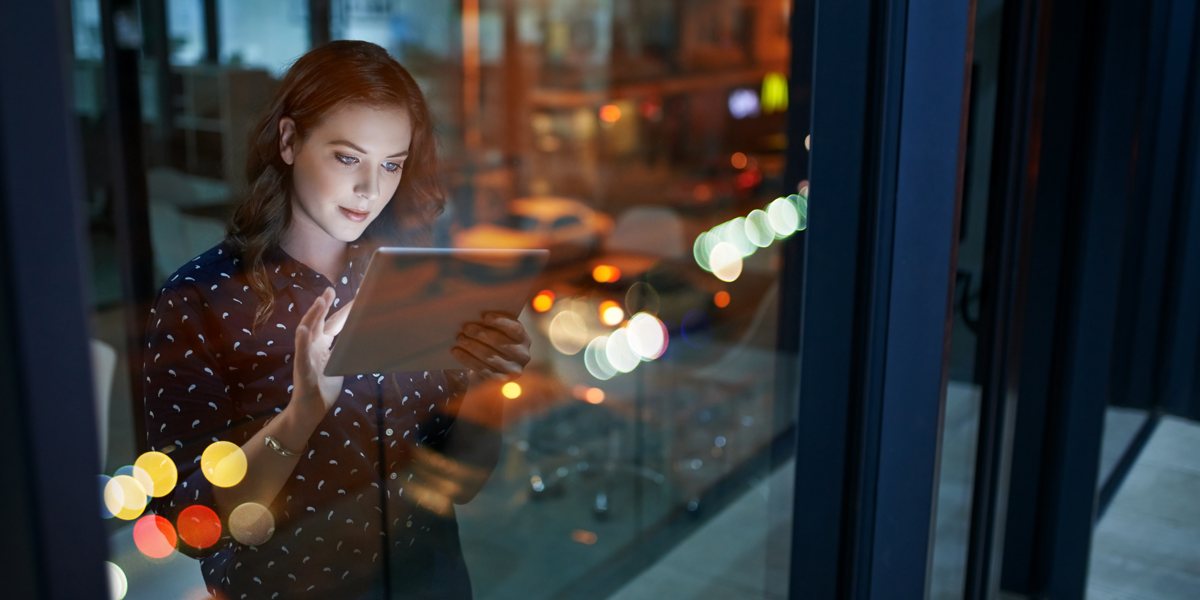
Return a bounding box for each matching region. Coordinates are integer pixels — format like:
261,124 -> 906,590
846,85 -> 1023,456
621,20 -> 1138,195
264,435 -> 301,458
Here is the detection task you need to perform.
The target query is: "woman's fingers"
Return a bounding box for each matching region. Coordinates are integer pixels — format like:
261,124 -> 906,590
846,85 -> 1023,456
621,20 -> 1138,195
480,312 -> 529,344
324,299 -> 354,337
452,337 -> 523,377
459,323 -> 531,367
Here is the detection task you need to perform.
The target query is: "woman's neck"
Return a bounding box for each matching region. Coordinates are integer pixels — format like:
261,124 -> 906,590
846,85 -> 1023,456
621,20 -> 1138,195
280,215 -> 348,284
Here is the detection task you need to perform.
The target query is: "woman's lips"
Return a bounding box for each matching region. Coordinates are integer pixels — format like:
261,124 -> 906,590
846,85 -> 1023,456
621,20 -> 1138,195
339,207 -> 369,222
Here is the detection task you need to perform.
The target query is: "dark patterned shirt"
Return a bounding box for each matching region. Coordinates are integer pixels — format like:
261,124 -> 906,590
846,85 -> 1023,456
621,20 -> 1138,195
143,241 -> 475,599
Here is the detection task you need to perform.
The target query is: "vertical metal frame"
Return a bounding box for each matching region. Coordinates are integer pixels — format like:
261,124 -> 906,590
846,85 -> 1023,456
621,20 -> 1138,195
0,0 -> 110,597
790,0 -> 974,596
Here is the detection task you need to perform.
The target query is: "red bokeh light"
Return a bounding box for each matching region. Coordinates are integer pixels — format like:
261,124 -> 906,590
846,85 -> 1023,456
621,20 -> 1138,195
178,504 -> 223,549
133,515 -> 177,559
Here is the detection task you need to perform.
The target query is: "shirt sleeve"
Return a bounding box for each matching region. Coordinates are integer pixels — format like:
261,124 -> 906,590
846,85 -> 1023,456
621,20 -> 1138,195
142,285 -> 236,558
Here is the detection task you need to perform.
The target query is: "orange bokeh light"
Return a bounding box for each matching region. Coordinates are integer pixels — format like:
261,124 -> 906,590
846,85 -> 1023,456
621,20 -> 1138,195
599,104 -> 622,123
598,300 -> 625,326
532,290 -> 555,313
730,152 -> 748,170
584,387 -> 605,404
571,529 -> 599,545
592,265 -> 621,283
177,504 -> 222,549
133,515 -> 177,559
714,291 -> 731,308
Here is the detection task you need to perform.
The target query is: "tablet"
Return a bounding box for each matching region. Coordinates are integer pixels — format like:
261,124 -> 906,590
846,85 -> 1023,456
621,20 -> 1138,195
324,247 -> 550,375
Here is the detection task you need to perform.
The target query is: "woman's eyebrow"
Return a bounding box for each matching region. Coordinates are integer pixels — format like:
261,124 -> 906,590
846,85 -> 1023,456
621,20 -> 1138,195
328,139 -> 409,158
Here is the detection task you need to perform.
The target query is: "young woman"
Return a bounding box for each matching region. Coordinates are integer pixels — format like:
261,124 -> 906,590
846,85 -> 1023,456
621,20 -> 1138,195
143,40 -> 528,599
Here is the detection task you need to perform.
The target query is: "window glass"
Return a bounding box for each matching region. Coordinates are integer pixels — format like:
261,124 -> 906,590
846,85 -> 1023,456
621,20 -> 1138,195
77,1 -> 803,597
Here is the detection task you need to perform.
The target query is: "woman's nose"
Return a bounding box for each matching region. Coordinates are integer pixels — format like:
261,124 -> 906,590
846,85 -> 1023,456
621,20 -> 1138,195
355,168 -> 379,201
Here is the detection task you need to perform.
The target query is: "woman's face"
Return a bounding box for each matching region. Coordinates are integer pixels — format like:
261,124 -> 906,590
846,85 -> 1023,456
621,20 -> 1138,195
279,103 -> 413,245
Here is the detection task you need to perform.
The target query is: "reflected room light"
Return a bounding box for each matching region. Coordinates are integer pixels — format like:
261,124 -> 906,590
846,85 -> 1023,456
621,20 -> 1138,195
584,387 -> 606,404
713,290 -> 731,308
604,329 -> 640,373
134,451 -> 178,498
805,133 -> 812,151
592,264 -> 621,283
531,290 -> 555,313
201,441 -> 247,488
571,529 -> 599,545
598,300 -> 625,326
501,382 -> 522,399
627,313 -> 668,360
105,474 -> 149,521
133,514 -> 177,559
709,242 -> 744,283
730,152 -> 748,170
228,502 -> 275,546
106,562 -> 128,600
177,504 -> 222,549
549,310 -> 590,355
584,336 -> 617,380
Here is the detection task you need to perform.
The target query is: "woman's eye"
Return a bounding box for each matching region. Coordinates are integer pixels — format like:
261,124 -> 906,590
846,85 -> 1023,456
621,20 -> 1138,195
383,162 -> 403,173
336,154 -> 358,166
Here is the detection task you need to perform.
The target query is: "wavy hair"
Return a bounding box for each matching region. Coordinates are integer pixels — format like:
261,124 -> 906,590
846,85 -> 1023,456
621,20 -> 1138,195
227,40 -> 443,329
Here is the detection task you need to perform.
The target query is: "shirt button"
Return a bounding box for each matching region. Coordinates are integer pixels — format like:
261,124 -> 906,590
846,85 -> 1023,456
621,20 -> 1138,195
390,473 -> 397,480
385,428 -> 394,436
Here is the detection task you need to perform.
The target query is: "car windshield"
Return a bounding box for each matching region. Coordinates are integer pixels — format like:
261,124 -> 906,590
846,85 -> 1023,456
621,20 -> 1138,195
505,213 -> 541,231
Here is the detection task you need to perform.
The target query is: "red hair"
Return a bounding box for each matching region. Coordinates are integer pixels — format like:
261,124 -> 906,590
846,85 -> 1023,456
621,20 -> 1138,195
227,40 -> 443,328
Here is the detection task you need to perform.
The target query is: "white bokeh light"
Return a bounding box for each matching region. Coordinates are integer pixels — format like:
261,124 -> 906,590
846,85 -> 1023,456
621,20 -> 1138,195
605,329 -> 640,373
627,313 -> 669,360
709,242 -> 744,282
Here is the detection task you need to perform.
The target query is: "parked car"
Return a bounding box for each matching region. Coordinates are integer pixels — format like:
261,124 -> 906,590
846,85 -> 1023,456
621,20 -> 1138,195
453,196 -> 614,266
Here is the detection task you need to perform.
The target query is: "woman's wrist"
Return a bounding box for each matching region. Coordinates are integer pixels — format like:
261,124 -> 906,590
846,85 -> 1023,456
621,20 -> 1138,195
276,397 -> 322,446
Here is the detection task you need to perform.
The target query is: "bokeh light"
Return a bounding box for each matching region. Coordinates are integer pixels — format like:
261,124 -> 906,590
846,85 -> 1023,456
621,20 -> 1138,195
201,441 -> 247,488
548,309 -> 589,355
592,264 -> 621,284
599,300 -> 625,326
744,209 -> 774,248
572,529 -> 599,545
133,514 -> 177,559
107,562 -> 128,600
624,281 -> 661,316
693,232 -> 714,272
627,313 -> 669,360
584,336 -> 617,380
794,192 -> 809,231
177,504 -> 222,549
767,196 -> 800,237
229,502 -> 275,546
115,464 -> 154,502
585,387 -> 606,404
531,290 -> 555,313
709,242 -> 744,282
599,103 -> 622,124
718,216 -> 756,258
714,290 -> 731,308
730,152 -> 748,169
604,329 -> 640,373
99,475 -> 115,519
134,451 -> 177,498
501,382 -> 522,399
105,475 -> 149,521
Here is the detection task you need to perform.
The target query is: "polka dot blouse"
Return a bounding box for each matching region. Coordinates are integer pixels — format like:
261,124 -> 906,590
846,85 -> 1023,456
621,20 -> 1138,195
143,241 -> 477,599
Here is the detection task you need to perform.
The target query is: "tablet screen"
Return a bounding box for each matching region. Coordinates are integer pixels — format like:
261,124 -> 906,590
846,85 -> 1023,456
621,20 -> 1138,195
324,247 -> 549,375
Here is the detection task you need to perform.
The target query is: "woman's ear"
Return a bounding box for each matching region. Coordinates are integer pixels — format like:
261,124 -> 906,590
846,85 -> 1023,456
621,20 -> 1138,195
278,116 -> 298,165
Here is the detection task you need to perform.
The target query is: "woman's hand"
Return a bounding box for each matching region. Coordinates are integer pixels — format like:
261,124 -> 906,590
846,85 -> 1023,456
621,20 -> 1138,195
451,311 -> 531,382
291,288 -> 354,420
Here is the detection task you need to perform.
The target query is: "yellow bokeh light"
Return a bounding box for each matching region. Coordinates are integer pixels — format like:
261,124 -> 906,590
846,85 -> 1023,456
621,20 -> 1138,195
599,300 -> 625,326
501,381 -> 522,399
599,103 -> 622,123
531,290 -> 555,313
548,309 -> 590,355
134,451 -> 178,498
228,502 -> 275,546
592,264 -> 621,283
104,475 -> 149,521
714,290 -> 731,308
730,152 -> 748,170
585,387 -> 606,404
201,441 -> 247,488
